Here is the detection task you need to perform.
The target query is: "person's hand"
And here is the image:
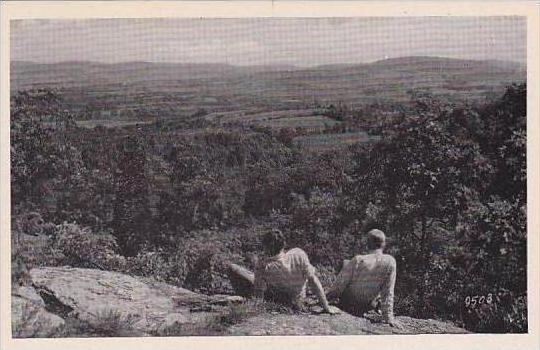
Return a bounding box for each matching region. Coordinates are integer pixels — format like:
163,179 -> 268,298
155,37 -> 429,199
387,318 -> 404,330
323,305 -> 341,315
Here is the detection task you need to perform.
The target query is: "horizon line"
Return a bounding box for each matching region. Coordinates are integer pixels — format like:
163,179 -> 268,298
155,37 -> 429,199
10,55 -> 526,69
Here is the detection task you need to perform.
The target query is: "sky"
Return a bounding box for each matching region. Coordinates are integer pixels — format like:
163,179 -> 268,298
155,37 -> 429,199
10,17 -> 526,66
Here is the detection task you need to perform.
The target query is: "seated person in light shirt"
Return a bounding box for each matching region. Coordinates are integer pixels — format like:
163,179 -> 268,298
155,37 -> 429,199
228,229 -> 338,314
326,229 -> 401,327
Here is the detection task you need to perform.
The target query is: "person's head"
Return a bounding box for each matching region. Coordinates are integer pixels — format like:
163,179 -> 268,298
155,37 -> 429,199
366,229 -> 386,251
261,229 -> 286,256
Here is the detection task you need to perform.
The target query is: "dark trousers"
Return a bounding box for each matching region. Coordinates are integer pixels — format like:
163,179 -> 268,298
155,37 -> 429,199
337,291 -> 380,316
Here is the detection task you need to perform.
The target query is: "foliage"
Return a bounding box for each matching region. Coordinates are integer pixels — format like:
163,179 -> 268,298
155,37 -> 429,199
110,135 -> 153,255
151,299 -> 277,337
10,85 -> 527,333
150,315 -> 226,337
344,84 -> 526,331
11,212 -> 63,287
52,222 -> 126,270
10,90 -> 82,217
124,227 -> 259,294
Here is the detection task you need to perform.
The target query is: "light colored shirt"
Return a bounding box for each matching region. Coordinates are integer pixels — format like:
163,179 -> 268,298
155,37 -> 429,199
253,248 -> 316,304
329,250 -> 396,322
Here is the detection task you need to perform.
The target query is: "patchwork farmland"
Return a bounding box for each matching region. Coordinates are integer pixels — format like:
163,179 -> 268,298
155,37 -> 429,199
11,56 -> 525,151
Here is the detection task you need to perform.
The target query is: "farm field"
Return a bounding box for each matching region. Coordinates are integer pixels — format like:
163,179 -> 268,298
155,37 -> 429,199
75,119 -> 156,129
213,109 -> 317,124
293,131 -> 379,150
9,56 -> 526,149
11,57 -> 525,120
254,115 -> 339,130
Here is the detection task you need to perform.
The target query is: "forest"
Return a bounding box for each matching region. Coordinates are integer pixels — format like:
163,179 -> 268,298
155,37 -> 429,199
11,79 -> 527,333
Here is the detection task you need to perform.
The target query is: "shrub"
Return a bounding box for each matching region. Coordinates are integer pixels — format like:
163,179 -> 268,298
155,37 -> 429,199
11,215 -> 127,281
150,300 -> 269,337
460,292 -> 527,333
124,250 -> 171,282
11,212 -> 64,287
55,310 -> 142,337
53,222 -> 126,271
314,264 -> 339,291
151,315 -> 225,337
219,299 -> 268,325
122,227 -> 264,295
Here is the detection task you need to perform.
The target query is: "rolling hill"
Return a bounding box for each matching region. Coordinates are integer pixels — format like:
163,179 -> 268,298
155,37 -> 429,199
10,56 -> 526,121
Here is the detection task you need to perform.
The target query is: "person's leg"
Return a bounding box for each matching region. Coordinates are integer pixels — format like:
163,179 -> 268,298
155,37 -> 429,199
227,263 -> 255,297
338,291 -> 372,317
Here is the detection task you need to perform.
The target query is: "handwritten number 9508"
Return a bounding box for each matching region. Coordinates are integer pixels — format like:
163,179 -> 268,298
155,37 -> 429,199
464,294 -> 493,308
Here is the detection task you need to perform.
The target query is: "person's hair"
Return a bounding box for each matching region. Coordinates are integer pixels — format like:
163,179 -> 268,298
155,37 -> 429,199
261,229 -> 286,256
367,229 -> 386,250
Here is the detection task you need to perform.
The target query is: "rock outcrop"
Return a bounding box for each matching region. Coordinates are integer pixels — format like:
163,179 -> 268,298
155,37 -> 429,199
12,286 -> 65,338
28,266 -> 243,332
227,312 -> 467,336
12,266 -> 468,337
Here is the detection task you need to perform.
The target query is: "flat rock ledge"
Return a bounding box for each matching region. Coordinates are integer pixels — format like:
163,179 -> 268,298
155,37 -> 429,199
12,266 -> 468,337
27,266 -> 242,332
227,313 -> 468,336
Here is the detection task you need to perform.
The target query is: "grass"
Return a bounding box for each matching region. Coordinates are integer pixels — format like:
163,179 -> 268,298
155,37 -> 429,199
13,306 -> 143,338
57,309 -> 142,337
150,299 -> 295,337
151,299 -> 267,337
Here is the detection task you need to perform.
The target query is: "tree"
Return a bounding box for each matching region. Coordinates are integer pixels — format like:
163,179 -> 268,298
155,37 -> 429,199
346,86 -> 526,326
111,135 -> 152,256
10,89 -> 82,219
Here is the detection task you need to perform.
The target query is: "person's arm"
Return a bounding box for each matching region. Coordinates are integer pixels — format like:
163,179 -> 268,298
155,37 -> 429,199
326,257 -> 356,300
297,250 -> 337,314
307,273 -> 336,314
380,257 -> 397,325
252,265 -> 267,300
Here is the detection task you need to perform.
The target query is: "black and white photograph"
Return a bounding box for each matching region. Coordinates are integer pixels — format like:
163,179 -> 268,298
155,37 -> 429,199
1,2 -> 539,349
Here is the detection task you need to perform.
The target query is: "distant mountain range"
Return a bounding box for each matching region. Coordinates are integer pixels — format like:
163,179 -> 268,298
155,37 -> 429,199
10,60 -> 300,90
10,56 -> 526,113
11,56 -> 524,89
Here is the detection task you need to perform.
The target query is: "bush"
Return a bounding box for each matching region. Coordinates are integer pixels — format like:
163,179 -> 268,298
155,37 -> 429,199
460,292 -> 527,333
151,315 -> 226,337
53,222 -> 126,270
123,227 -> 262,294
151,299 -> 272,337
11,212 -> 64,287
11,214 -> 127,282
55,310 -> 142,337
